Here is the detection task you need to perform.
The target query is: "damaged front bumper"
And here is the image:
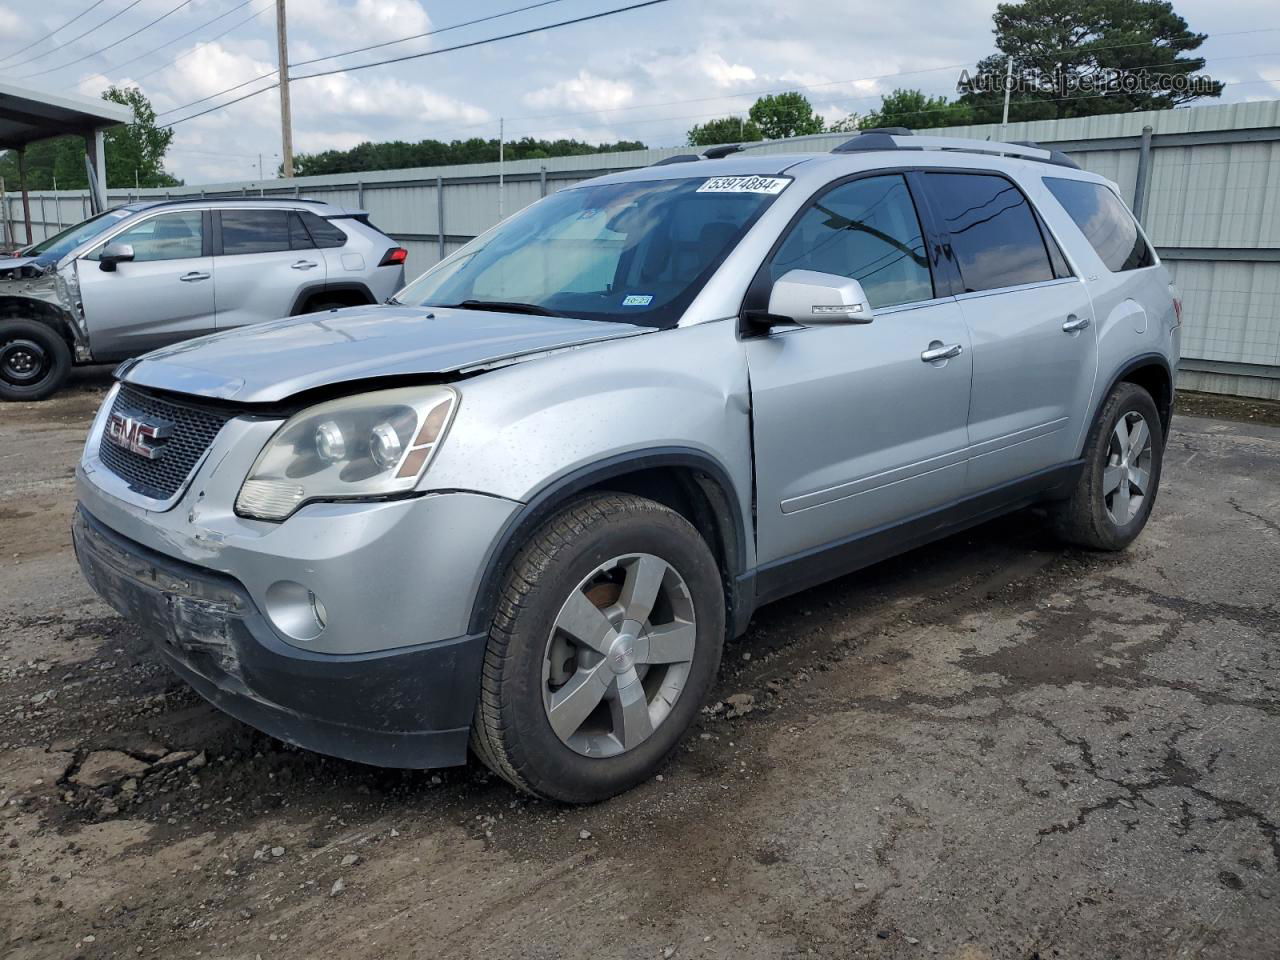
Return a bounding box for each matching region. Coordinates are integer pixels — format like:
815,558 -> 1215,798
0,258 -> 91,361
72,506 -> 487,769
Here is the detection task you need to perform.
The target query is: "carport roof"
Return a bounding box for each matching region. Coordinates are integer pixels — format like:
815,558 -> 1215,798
0,80 -> 132,151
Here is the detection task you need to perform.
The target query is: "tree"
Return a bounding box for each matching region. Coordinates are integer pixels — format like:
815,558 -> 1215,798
827,113 -> 862,134
0,86 -> 180,189
687,116 -> 762,146
858,89 -> 974,131
958,0 -> 1223,123
290,136 -> 647,176
748,92 -> 825,140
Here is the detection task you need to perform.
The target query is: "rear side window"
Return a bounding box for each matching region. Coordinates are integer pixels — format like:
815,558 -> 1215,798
298,210 -> 348,248
769,174 -> 934,308
924,173 -> 1056,293
1044,178 -> 1155,272
288,212 -> 314,250
220,210 -> 290,255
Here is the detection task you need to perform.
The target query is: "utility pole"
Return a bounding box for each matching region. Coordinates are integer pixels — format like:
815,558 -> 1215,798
258,153 -> 264,180
497,116 -> 505,221
276,0 -> 294,179
1000,54 -> 1013,140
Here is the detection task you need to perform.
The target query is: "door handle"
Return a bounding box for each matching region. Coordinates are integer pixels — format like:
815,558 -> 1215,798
179,271 -> 210,282
291,260 -> 319,270
1062,314 -> 1092,333
921,341 -> 963,363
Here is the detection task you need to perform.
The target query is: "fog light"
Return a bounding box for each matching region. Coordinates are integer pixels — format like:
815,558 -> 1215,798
264,581 -> 327,642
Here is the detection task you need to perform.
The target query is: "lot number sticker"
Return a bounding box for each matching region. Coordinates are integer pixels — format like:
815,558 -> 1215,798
697,176 -> 791,195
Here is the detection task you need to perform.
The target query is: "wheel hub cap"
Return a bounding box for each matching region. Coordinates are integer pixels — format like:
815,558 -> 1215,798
542,553 -> 697,758
1103,411 -> 1153,525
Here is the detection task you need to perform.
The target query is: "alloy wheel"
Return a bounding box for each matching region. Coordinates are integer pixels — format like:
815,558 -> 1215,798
1103,411 -> 1153,525
542,553 -> 697,758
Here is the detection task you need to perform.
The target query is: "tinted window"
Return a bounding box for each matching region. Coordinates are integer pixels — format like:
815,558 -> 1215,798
769,174 -> 933,308
298,210 -> 348,248
288,212 -> 315,250
220,210 -> 290,255
103,211 -> 203,262
1045,177 -> 1155,272
925,173 -> 1055,292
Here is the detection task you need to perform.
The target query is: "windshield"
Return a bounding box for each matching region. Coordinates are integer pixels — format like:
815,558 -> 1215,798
396,175 -> 789,328
23,209 -> 131,261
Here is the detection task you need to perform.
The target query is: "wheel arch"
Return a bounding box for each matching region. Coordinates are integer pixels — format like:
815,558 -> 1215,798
466,447 -> 751,640
0,296 -> 80,354
289,281 -> 376,315
1089,353 -> 1174,453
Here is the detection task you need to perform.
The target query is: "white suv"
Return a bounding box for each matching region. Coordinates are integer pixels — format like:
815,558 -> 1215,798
0,198 -> 406,400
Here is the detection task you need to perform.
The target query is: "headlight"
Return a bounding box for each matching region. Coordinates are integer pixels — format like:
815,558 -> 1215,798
235,386 -> 457,521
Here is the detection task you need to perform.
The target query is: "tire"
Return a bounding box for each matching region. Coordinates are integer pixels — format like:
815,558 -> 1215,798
1050,381 -> 1164,551
0,320 -> 71,402
299,299 -> 352,314
470,492 -> 725,804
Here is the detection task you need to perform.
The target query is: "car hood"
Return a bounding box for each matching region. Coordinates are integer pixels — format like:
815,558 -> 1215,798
121,305 -> 652,403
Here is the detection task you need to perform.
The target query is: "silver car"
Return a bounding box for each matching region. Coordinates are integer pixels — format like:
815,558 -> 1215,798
0,198 -> 406,400
74,131 -> 1181,803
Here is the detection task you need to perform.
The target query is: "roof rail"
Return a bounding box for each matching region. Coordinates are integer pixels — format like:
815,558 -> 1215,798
650,154 -> 701,167
832,130 -> 1080,169
702,143 -> 744,159
129,195 -> 335,207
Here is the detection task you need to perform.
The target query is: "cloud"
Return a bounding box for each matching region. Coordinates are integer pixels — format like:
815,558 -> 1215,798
524,71 -> 634,112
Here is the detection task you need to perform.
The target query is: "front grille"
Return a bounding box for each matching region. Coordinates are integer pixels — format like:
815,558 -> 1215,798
97,384 -> 236,501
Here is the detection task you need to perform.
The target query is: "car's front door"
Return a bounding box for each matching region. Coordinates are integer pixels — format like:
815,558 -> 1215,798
213,209 -> 327,329
920,172 -> 1098,491
743,173 -> 973,568
76,209 -> 214,360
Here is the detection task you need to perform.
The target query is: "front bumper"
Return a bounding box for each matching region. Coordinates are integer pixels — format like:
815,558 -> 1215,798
74,507 -> 486,768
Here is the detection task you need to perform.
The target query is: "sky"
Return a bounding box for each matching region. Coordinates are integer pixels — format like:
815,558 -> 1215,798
2,0 -> 1278,184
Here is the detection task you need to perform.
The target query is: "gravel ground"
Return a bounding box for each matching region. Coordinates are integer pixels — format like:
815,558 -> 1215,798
1,369 -> 1277,960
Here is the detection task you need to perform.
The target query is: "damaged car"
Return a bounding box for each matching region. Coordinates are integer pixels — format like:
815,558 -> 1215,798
0,198 -> 406,401
74,132 -> 1181,803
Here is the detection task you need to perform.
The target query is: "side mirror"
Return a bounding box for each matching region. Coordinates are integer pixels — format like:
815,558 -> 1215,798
767,269 -> 875,326
98,242 -> 135,272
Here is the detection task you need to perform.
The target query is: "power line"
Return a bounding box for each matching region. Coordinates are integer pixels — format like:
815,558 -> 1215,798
289,0 -> 571,69
127,1 -> 275,87
0,0 -> 111,65
17,0 -> 198,80
290,0 -> 676,81
3,0 -> 149,72
160,0 -> 674,126
67,0 -> 257,85
164,81 -> 281,128
156,69 -> 278,117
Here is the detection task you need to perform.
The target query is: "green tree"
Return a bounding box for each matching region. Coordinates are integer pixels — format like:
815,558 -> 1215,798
958,0 -> 1223,122
827,113 -> 861,134
858,89 -> 974,131
748,92 -> 825,140
290,136 -> 647,176
687,116 -> 763,146
0,86 -> 181,189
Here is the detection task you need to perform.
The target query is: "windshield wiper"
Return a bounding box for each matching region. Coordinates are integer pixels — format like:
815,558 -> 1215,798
447,299 -> 564,317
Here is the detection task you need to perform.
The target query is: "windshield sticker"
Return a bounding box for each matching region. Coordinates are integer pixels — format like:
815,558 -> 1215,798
622,294 -> 654,306
697,175 -> 790,195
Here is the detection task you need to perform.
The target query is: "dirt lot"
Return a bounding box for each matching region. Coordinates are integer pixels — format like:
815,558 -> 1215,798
2,370 -> 1278,960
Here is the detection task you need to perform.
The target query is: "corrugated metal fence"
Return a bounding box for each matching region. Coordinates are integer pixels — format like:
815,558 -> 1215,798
4,99 -> 1279,398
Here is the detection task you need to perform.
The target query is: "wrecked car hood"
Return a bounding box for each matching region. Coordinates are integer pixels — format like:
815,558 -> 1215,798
122,305 -> 652,403
0,255 -> 47,280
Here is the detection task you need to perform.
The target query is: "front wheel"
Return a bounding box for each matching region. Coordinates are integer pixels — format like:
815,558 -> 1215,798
1049,381 -> 1164,551
470,493 -> 725,803
0,320 -> 71,402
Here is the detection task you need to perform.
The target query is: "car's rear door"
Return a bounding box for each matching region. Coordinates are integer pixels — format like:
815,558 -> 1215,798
75,209 -> 215,359
920,171 -> 1098,492
743,172 -> 973,569
212,208 -> 326,329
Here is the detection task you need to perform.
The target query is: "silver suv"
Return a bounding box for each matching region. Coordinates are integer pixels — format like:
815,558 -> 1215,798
0,198 -> 406,400
74,131 -> 1181,803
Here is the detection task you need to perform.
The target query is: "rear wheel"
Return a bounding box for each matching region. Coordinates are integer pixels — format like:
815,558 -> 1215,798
1050,381 -> 1164,550
470,493 -> 725,803
0,320 -> 71,402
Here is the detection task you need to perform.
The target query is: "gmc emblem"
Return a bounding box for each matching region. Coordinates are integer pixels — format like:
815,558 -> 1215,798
106,411 -> 172,460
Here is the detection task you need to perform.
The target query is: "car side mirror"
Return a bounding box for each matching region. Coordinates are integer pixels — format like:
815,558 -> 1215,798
99,242 -> 135,272
767,269 -> 875,326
